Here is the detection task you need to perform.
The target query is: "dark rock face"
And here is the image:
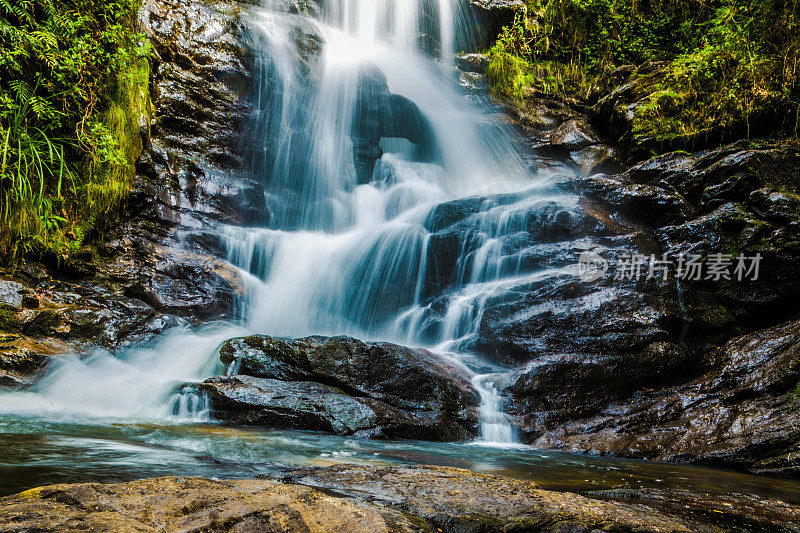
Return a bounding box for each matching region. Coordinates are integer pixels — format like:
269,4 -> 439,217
203,334 -> 480,440
567,174 -> 695,227
6,465 -> 793,532
91,0 -> 259,318
527,320 -> 800,476
494,91 -> 624,177
496,84 -> 800,475
135,0 -> 267,227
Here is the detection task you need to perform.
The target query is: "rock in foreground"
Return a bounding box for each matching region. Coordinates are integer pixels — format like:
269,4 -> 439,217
201,334 -> 480,440
3,464 -> 784,532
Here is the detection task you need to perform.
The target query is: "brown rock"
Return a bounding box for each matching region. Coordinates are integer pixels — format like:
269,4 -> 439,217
0,465 -> 737,532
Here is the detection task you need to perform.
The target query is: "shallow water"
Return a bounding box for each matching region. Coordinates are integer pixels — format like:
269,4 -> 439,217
2,415 -> 800,503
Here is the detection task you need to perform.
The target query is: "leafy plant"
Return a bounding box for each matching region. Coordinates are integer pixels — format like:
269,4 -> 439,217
0,0 -> 152,262
486,0 -> 800,142
0,80 -> 74,258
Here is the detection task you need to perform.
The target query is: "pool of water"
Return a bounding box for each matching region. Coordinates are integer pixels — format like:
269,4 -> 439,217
2,414 -> 799,503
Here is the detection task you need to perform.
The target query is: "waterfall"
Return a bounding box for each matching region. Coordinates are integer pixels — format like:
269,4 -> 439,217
0,0 -> 579,447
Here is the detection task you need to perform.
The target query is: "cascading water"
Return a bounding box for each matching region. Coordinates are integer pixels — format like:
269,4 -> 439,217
0,0 -> 578,447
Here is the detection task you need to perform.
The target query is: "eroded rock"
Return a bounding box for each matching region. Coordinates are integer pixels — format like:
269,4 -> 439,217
526,319 -> 800,476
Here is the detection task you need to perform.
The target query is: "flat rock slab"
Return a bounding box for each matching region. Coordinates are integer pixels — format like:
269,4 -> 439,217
0,464 -> 741,532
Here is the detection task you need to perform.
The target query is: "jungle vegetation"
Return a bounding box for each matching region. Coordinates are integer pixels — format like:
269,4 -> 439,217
0,0 -> 151,262
487,0 -> 800,142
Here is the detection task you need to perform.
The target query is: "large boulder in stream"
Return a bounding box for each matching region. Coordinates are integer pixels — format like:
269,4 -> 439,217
201,334 -> 480,440
523,318 -> 800,476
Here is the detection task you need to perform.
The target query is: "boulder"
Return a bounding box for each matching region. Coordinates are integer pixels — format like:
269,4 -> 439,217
0,280 -> 37,310
201,376 -> 384,435
549,118 -> 600,151
210,334 -> 480,440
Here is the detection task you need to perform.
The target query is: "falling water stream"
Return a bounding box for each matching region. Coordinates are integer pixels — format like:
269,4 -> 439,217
2,0 -> 800,502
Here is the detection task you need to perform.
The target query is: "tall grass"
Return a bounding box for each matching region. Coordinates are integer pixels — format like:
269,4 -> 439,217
0,81 -> 73,258
0,0 -> 151,263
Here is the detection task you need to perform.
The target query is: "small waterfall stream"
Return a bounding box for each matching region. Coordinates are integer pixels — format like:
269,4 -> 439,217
0,0 -> 578,447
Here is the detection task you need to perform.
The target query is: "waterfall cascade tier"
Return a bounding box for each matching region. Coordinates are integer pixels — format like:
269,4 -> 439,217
0,0 -> 578,447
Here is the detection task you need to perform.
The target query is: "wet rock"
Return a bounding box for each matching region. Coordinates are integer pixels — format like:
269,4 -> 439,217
455,52 -> 490,74
469,0 -> 525,13
526,319 -> 800,476
276,464 -> 779,531
569,143 -> 625,176
202,374 -> 471,439
549,118 -> 600,151
424,195 -> 490,232
352,65 -> 440,183
110,244 -> 245,321
0,465 -> 757,532
118,313 -> 191,348
289,17 -> 323,74
588,488 -> 800,532
569,174 -> 694,227
748,188 -> 800,224
0,280 -> 36,310
458,70 -> 489,97
212,334 -> 480,440
201,375 -> 382,435
0,476 -> 416,532
0,336 -> 69,389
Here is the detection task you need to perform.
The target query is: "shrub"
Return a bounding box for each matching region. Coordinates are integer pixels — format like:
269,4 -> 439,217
0,0 -> 152,262
486,0 -> 800,142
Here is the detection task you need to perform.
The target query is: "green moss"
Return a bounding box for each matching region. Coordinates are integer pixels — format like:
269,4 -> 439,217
16,487 -> 43,499
486,0 -> 800,143
22,309 -> 60,337
79,50 -> 152,242
0,0 -> 153,263
0,309 -> 21,333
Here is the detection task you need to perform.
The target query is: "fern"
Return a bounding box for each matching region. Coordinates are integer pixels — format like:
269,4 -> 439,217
0,0 -> 150,261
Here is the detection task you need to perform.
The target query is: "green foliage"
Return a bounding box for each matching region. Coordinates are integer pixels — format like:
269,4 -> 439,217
487,11 -> 592,99
523,0 -> 712,71
633,0 -> 800,140
487,15 -> 533,99
487,0 -> 800,142
0,0 -> 152,262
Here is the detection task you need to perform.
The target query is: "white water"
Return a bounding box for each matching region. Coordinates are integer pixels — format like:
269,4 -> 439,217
0,0 -> 577,447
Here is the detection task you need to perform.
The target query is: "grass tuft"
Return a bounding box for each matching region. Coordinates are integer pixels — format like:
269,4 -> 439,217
0,0 -> 152,263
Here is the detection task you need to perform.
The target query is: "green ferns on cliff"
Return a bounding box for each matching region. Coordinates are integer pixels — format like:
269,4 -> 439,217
488,0 -> 800,142
0,0 -> 151,262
